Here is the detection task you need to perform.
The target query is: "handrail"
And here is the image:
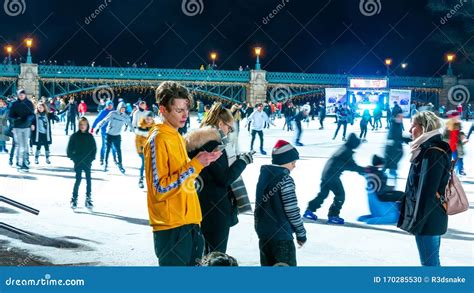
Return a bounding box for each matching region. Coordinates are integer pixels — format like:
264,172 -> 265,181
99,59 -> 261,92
0,196 -> 40,215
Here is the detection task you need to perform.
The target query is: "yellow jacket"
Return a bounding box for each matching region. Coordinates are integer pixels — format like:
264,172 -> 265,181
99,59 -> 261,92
144,122 -> 204,231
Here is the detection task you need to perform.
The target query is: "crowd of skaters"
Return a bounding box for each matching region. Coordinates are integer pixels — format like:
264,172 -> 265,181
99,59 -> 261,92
0,83 -> 471,267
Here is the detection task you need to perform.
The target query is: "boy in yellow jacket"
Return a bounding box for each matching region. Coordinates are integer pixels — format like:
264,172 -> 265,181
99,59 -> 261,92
145,81 -> 221,266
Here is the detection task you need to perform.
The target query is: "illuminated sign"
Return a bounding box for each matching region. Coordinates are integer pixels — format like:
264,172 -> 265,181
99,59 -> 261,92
349,78 -> 388,89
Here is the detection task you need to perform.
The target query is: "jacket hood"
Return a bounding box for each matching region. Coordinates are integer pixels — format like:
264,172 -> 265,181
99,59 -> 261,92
185,127 -> 222,155
259,164 -> 290,186
345,133 -> 361,149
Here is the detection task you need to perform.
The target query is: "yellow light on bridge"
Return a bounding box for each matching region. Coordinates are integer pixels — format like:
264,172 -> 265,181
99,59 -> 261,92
254,47 -> 262,57
446,53 -> 455,62
25,38 -> 33,48
384,58 -> 392,66
210,52 -> 217,61
5,46 -> 13,54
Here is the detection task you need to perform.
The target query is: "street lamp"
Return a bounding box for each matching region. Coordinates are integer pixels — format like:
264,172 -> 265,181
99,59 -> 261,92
210,52 -> 217,69
384,58 -> 392,76
446,53 -> 455,76
25,38 -> 33,64
401,63 -> 408,69
5,45 -> 12,65
254,47 -> 262,70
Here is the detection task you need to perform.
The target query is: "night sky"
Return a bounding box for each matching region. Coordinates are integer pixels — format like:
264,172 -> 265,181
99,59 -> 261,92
0,0 -> 471,77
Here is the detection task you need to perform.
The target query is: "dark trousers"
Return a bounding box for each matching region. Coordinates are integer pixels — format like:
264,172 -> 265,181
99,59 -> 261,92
250,130 -> 264,151
307,178 -> 345,217
259,239 -> 297,266
73,163 -> 92,198
100,132 -> 116,162
373,118 -> 382,129
105,134 -> 122,165
202,226 -> 230,255
319,116 -> 325,128
333,121 -> 347,139
65,116 -> 76,135
295,121 -> 302,143
153,224 -> 204,266
360,124 -> 368,138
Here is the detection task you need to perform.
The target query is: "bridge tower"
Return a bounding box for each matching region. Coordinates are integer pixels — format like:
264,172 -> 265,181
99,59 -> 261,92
248,69 -> 267,106
17,63 -> 40,99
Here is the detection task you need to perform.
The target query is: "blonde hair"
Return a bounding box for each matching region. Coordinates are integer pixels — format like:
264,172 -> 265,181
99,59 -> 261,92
411,111 -> 442,133
200,102 -> 233,128
36,102 -> 49,114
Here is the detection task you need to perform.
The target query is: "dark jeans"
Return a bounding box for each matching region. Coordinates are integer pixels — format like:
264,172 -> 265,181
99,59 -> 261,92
153,224 -> 204,266
319,116 -> 325,128
202,226 -> 230,255
295,121 -> 302,143
100,132 -> 116,162
307,178 -> 345,217
65,116 -> 76,135
360,124 -> 368,138
415,235 -> 441,266
105,134 -> 122,165
259,239 -> 297,266
373,118 -> 382,129
73,163 -> 92,198
250,130 -> 264,151
333,121 -> 347,139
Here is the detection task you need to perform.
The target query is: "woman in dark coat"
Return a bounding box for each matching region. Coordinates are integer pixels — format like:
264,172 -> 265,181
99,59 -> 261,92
384,113 -> 410,177
31,102 -> 57,164
398,111 -> 451,266
185,103 -> 254,254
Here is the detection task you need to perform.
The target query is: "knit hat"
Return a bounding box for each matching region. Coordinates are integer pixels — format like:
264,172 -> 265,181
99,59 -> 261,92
105,100 -> 113,107
17,89 -> 26,96
272,140 -> 300,165
447,110 -> 460,118
372,155 -> 385,167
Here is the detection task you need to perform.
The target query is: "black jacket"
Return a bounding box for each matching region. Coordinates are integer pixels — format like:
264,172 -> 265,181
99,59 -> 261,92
255,165 -> 306,242
8,98 -> 35,128
321,133 -> 364,181
67,129 -> 97,166
384,120 -> 411,170
59,102 -> 79,118
398,134 -> 451,235
185,128 -> 247,233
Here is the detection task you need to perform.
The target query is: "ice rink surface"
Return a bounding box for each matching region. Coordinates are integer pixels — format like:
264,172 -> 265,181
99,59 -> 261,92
0,114 -> 472,266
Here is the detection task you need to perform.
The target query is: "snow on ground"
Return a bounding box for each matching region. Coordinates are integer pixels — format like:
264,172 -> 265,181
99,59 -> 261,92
0,114 -> 473,266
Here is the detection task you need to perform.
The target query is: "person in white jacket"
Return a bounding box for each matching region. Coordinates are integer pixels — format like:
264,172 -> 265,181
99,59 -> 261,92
132,101 -> 149,129
246,103 -> 272,155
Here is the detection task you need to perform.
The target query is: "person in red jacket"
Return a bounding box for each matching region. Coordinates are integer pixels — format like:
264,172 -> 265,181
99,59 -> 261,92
444,110 -> 466,176
78,100 -> 87,117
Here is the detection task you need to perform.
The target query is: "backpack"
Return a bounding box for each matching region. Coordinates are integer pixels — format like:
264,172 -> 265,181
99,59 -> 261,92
430,147 -> 469,215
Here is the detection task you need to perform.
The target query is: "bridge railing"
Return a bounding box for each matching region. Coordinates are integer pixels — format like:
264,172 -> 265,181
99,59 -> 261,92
38,65 -> 251,83
268,71 -> 443,88
388,76 -> 443,88
0,65 -> 20,77
267,72 -> 348,86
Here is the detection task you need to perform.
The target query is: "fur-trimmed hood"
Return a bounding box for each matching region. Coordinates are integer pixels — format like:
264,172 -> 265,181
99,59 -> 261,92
185,127 -> 222,157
